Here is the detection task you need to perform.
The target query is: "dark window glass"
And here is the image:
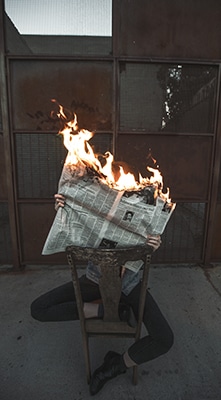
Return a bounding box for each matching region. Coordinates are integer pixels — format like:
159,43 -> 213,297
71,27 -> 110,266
153,202 -> 205,263
120,63 -> 217,133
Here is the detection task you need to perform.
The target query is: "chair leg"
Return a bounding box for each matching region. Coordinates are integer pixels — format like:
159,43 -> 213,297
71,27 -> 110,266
132,365 -> 138,385
82,334 -> 91,384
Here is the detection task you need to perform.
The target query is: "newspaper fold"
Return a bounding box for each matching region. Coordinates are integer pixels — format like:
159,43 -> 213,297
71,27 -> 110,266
42,165 -> 175,272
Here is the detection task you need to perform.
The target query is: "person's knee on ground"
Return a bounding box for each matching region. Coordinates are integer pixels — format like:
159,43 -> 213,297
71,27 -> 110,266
30,297 -> 46,322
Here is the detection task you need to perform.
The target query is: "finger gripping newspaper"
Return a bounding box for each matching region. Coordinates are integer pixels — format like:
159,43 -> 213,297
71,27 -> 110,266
42,165 -> 175,272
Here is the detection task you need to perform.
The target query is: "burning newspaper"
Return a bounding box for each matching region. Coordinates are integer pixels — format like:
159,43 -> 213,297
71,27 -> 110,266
42,103 -> 176,272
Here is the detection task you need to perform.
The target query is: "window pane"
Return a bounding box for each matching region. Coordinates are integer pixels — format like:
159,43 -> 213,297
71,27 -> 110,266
120,63 -> 218,133
10,60 -> 113,131
16,133 -> 66,198
153,203 -> 205,263
15,132 -> 112,198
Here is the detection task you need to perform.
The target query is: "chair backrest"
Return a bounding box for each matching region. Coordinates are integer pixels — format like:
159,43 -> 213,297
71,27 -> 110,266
66,244 -> 153,384
66,245 -> 152,335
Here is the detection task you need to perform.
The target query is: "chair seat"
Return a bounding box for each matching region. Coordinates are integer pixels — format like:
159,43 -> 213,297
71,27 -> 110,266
85,318 -> 137,336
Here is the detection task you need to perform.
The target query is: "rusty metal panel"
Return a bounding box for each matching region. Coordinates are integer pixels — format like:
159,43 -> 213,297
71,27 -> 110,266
211,204 -> 221,261
10,60 -> 113,132
0,202 -> 12,263
120,62 -> 218,133
19,203 -> 67,264
22,36 -> 112,56
4,13 -> 32,55
211,161 -> 221,261
117,0 -> 221,59
117,134 -> 212,200
218,159 -> 221,202
15,132 -> 112,198
0,134 -> 8,200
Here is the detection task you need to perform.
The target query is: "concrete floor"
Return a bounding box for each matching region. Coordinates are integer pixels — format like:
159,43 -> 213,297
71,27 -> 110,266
0,263 -> 221,400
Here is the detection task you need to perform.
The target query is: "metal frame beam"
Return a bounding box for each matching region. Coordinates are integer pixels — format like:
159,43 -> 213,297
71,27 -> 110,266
0,0 -> 21,268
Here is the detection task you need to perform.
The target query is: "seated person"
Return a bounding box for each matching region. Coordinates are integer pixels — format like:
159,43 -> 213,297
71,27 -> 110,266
31,194 -> 174,396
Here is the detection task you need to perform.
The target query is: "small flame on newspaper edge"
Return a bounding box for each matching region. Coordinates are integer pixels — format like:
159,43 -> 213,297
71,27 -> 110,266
51,100 -> 176,210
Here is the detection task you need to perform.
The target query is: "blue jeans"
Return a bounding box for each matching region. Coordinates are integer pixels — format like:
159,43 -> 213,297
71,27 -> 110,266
31,275 -> 174,365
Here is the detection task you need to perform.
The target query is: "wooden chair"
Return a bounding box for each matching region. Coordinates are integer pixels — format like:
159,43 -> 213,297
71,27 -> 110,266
66,244 -> 152,385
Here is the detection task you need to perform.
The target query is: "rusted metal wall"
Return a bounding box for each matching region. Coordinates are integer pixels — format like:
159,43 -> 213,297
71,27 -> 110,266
114,0 -> 221,264
1,0 -> 221,268
116,0 -> 221,59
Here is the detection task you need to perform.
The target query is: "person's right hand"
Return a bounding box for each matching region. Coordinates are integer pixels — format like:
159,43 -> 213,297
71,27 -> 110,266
147,235 -> 162,251
54,193 -> 66,211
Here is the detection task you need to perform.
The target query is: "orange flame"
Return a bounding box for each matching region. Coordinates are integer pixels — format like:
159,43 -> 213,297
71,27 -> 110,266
54,102 -> 172,204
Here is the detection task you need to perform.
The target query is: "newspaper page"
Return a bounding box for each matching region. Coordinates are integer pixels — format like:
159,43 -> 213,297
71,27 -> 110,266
42,165 -> 175,271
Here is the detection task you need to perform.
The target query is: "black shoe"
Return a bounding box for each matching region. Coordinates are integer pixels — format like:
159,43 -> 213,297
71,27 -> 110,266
89,351 -> 126,396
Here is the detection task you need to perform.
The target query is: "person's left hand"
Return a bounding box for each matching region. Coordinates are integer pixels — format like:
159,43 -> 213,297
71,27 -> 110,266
147,235 -> 162,252
54,193 -> 66,211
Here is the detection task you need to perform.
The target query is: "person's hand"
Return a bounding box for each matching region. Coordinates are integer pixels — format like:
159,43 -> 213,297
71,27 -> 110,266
54,193 -> 66,211
120,235 -> 161,278
147,235 -> 162,252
